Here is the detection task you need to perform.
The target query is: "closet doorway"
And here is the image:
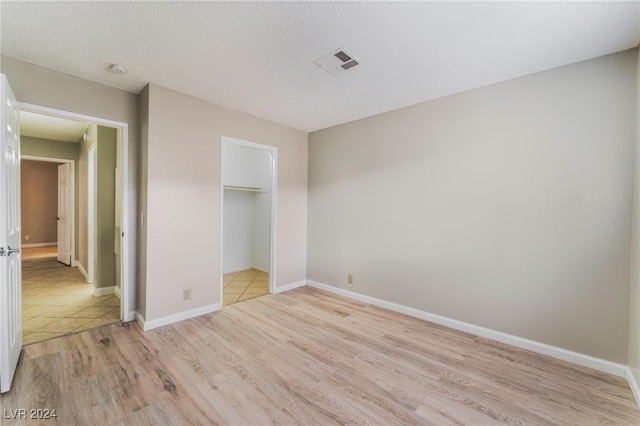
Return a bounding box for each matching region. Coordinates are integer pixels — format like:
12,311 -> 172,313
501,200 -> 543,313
220,137 -> 276,306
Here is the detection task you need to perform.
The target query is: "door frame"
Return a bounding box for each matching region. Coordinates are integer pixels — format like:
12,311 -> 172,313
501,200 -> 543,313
19,103 -> 132,321
220,136 -> 278,304
21,155 -> 76,266
87,144 -> 96,284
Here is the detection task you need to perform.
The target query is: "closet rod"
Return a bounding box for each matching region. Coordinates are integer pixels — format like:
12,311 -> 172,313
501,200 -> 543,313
223,185 -> 263,192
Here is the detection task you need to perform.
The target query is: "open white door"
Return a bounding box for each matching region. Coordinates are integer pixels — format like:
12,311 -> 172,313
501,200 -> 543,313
57,163 -> 71,265
0,74 -> 22,393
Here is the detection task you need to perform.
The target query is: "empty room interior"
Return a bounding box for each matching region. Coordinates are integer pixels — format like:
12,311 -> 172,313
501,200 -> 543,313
1,1 -> 640,424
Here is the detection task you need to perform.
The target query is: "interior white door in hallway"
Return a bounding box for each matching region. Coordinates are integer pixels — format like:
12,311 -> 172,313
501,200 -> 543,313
0,74 -> 22,393
57,163 -> 71,265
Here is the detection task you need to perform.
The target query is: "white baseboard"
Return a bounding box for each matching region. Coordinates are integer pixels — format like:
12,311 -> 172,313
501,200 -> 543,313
21,242 -> 57,248
114,285 -> 121,300
94,286 -> 114,297
123,310 -> 136,322
223,266 -> 249,274
306,280 -> 628,378
272,279 -> 306,294
627,367 -> 640,410
136,312 -> 146,330
139,303 -> 221,331
223,266 -> 270,274
77,263 -> 89,282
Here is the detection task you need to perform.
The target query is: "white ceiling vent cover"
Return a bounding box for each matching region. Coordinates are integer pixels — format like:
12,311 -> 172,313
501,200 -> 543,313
314,48 -> 360,76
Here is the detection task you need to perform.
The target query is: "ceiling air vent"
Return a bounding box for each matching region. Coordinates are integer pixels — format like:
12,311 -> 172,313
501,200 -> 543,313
314,48 -> 360,76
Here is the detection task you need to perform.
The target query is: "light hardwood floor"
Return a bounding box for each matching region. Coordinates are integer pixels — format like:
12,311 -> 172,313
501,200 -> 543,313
2,286 -> 639,425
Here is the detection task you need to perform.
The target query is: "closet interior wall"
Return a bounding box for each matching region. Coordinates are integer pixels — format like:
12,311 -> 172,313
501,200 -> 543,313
221,140 -> 272,274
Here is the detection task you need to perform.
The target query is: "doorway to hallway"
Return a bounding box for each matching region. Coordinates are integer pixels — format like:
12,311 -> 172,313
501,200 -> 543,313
18,109 -> 128,343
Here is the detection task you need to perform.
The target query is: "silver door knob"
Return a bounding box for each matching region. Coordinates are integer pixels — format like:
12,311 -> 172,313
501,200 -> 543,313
0,246 -> 19,257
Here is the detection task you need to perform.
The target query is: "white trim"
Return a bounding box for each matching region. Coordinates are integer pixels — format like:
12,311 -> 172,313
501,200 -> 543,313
19,102 -> 126,129
306,280 -> 628,377
627,367 -> 640,410
87,144 -> 96,284
136,312 -> 146,330
21,242 -> 56,248
223,265 -> 270,275
77,262 -> 88,282
139,304 -> 221,331
19,102 -> 131,339
22,156 -> 72,163
224,266 -> 255,274
219,165 -> 224,308
118,126 -> 131,326
114,285 -> 121,300
269,149 -> 278,297
221,136 -> 275,151
94,285 -> 114,297
123,310 -> 136,323
272,280 -> 306,294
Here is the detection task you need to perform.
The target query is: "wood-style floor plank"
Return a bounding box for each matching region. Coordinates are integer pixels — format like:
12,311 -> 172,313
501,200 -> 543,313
2,287 -> 639,425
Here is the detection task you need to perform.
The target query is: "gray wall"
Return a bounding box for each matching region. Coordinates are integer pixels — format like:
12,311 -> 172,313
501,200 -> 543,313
308,49 -> 638,364
629,49 -> 640,392
139,84 -> 307,322
22,135 -> 78,161
21,160 -> 60,244
97,126 -> 117,289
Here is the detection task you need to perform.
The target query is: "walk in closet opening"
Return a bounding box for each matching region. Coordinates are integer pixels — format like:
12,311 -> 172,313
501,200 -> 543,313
220,137 -> 276,306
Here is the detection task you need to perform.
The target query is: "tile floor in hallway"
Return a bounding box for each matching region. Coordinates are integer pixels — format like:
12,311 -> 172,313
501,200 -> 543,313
22,246 -> 121,345
223,269 -> 269,306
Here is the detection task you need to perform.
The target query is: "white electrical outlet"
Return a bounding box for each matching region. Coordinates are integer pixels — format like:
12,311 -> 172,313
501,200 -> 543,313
183,288 -> 192,300
24,235 -> 30,241
348,274 -> 353,284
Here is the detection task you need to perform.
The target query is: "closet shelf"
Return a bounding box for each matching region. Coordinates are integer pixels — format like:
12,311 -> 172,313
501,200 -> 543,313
224,185 -> 263,192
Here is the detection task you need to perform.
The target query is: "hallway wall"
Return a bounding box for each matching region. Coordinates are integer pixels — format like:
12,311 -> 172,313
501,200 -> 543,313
21,160 -> 60,245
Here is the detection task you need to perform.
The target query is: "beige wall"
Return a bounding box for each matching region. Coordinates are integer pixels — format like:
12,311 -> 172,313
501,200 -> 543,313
21,160 -> 60,244
96,126 -> 117,289
140,84 -> 307,322
630,49 -> 640,393
1,56 -> 138,316
308,49 -> 638,364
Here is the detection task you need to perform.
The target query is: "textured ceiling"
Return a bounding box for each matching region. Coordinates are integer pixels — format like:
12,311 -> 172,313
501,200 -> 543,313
20,111 -> 90,144
1,1 -> 639,132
